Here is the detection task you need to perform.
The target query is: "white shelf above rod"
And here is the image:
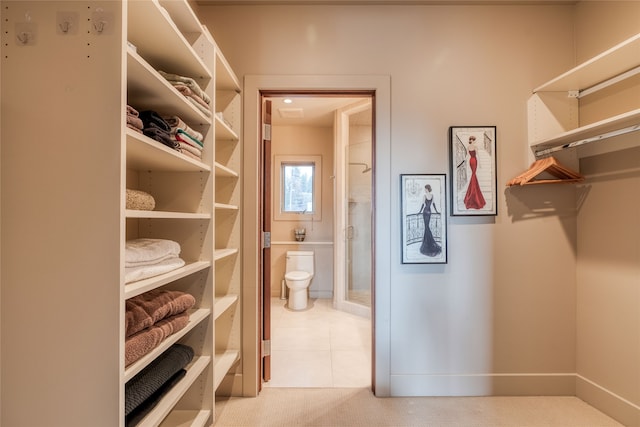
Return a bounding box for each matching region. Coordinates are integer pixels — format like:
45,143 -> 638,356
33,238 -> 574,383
534,124 -> 640,157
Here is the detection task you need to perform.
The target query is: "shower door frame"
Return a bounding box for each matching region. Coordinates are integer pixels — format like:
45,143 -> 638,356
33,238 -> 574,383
334,99 -> 374,318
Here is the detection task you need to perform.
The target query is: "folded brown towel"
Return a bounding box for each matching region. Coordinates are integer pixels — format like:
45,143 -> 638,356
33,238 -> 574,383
125,312 -> 190,366
125,289 -> 195,338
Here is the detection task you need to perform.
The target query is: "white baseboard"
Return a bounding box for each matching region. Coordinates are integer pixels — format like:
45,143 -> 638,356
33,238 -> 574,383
576,374 -> 640,427
390,373 -> 576,396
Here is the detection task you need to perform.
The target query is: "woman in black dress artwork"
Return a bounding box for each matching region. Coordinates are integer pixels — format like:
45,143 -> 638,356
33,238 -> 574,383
418,184 -> 442,257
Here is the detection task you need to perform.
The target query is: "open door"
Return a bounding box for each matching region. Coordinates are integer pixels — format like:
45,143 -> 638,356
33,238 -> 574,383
260,98 -> 272,386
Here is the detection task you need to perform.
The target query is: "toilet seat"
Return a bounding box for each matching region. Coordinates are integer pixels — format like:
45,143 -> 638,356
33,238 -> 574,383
285,271 -> 311,281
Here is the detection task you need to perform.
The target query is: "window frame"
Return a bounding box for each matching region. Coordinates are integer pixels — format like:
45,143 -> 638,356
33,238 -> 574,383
273,155 -> 322,221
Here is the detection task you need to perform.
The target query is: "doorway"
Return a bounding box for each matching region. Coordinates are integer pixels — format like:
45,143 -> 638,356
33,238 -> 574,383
241,75 -> 391,397
261,92 -> 373,388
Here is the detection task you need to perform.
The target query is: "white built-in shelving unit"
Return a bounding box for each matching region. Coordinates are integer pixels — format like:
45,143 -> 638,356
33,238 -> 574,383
207,24 -> 243,395
1,1 -> 241,426
528,33 -> 640,158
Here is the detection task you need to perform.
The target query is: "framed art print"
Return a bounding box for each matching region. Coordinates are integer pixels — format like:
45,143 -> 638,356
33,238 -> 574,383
449,126 -> 497,216
401,174 -> 447,264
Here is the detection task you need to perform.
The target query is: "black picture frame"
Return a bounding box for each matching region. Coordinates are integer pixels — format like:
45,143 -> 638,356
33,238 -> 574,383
400,174 -> 447,264
449,126 -> 497,216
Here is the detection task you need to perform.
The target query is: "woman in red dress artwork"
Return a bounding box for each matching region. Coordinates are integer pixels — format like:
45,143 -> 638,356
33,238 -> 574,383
463,135 -> 486,210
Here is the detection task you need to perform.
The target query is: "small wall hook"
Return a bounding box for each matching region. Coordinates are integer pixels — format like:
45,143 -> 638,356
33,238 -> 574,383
16,32 -> 30,44
59,21 -> 71,33
93,20 -> 107,33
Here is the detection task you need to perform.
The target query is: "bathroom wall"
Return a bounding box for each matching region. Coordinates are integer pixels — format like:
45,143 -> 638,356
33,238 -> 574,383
270,124 -> 334,298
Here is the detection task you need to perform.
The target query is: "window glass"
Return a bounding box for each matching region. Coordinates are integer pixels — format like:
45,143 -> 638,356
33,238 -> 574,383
282,163 -> 314,213
274,155 -> 322,221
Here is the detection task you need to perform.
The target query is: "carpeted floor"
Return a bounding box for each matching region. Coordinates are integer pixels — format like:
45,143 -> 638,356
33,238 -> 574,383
214,387 -> 623,426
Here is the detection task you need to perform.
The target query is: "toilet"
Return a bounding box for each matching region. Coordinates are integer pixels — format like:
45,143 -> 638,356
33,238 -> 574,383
284,251 -> 314,310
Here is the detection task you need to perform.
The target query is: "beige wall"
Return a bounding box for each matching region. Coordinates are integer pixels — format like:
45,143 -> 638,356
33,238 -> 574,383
199,1 -> 577,395
270,125 -> 334,298
198,2 -> 638,418
573,3 -> 640,426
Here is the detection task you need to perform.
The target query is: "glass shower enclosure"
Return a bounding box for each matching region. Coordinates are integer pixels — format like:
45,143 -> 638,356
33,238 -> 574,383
335,100 -> 372,317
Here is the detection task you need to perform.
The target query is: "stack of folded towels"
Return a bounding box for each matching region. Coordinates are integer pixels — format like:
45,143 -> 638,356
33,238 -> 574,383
125,343 -> 194,426
128,107 -> 206,162
126,105 -> 144,133
159,71 -> 211,117
125,238 -> 185,284
125,288 -> 196,367
164,115 -> 205,161
138,110 -> 179,150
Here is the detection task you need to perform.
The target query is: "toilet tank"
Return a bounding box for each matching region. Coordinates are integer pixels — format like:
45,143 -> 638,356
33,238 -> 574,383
285,251 -> 314,275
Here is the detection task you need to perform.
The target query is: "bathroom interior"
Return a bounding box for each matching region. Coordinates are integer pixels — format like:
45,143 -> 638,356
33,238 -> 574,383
266,94 -> 374,387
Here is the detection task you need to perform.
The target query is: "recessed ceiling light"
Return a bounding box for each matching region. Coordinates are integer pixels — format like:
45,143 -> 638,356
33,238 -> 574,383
283,98 -> 293,104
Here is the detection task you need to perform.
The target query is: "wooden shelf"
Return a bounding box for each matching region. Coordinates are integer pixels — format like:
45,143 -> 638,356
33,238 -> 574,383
158,0 -> 204,45
215,203 -> 239,211
126,129 -> 211,173
215,162 -> 239,178
214,295 -> 239,320
528,33 -> 640,157
214,350 -> 240,391
135,355 -> 211,427
534,33 -> 640,93
215,115 -> 240,141
128,0 -> 211,81
215,49 -> 241,93
126,210 -> 211,220
124,261 -> 211,300
124,309 -> 211,382
531,108 -> 640,154
158,409 -> 211,427
214,248 -> 239,261
127,49 -> 212,126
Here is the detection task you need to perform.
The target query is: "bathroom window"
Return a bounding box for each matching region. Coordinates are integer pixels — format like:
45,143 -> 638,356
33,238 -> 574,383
282,163 -> 314,212
274,155 -> 322,221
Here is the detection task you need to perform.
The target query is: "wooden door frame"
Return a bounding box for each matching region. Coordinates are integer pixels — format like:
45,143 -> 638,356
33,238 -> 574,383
260,99 -> 272,386
242,75 -> 392,397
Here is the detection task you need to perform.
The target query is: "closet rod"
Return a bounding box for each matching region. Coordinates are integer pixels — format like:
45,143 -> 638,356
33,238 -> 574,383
578,65 -> 640,98
534,124 -> 640,157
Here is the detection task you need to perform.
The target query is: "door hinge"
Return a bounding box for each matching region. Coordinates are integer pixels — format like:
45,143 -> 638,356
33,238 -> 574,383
263,123 -> 271,141
263,231 -> 271,248
262,339 -> 271,356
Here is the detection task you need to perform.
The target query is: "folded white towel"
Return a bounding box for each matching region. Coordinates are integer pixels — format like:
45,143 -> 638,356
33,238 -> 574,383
125,256 -> 186,284
125,238 -> 181,268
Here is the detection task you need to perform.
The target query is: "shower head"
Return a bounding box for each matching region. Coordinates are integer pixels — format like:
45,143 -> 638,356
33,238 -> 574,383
349,162 -> 371,173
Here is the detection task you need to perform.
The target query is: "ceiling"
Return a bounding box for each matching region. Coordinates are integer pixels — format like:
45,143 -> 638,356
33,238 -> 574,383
268,96 -> 372,126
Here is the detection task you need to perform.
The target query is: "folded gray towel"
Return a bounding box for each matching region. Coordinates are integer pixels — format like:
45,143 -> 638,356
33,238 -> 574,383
124,344 -> 194,416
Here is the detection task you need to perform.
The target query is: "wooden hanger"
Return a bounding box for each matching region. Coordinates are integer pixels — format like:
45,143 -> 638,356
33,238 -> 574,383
507,156 -> 584,186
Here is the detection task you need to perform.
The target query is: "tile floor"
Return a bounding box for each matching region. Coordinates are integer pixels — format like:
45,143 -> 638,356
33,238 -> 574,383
265,297 -> 371,388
